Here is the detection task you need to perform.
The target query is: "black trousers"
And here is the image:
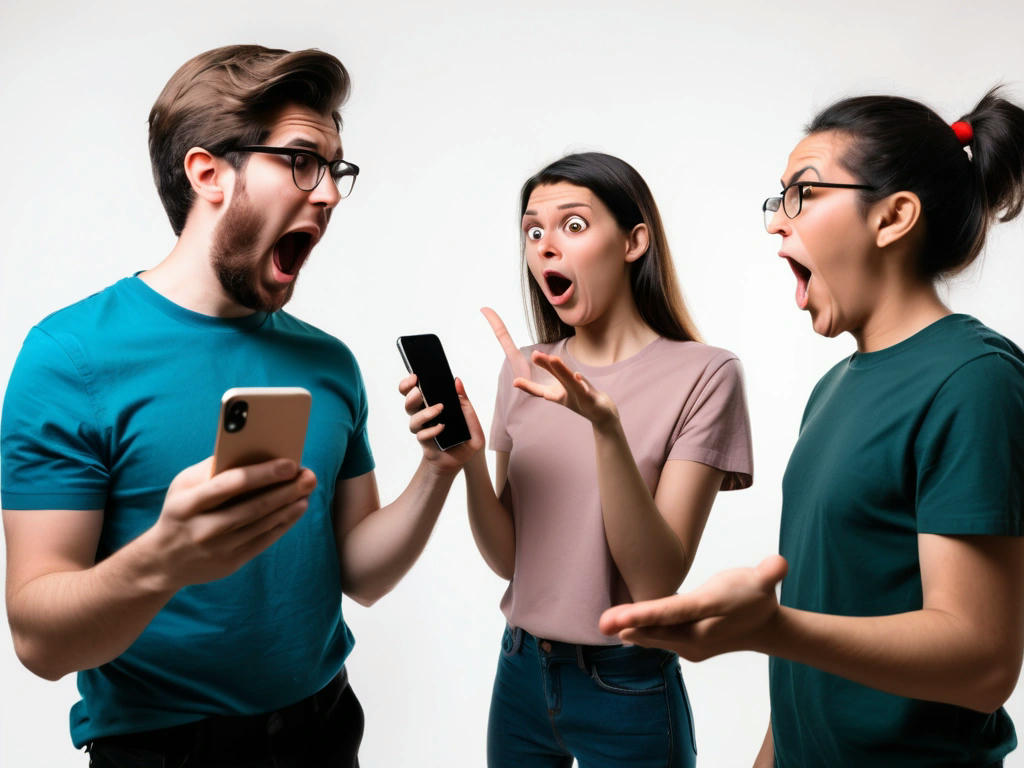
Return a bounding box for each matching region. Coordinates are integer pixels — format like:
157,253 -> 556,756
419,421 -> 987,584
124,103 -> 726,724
86,670 -> 363,768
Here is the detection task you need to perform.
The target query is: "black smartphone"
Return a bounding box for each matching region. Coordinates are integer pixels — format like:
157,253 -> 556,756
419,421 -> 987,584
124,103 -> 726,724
396,334 -> 471,451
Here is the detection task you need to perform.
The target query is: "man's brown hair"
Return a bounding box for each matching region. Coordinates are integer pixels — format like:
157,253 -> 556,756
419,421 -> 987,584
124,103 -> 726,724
148,45 -> 350,235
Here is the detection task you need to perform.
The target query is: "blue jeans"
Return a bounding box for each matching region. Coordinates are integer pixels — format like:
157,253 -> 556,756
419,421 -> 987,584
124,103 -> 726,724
488,626 -> 697,768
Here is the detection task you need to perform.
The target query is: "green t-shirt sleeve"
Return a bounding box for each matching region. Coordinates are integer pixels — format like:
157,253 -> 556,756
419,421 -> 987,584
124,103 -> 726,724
1,328 -> 109,510
914,353 -> 1024,535
337,354 -> 375,480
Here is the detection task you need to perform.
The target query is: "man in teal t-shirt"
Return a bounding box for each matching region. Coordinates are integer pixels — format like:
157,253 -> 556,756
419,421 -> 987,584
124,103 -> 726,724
0,45 -> 483,768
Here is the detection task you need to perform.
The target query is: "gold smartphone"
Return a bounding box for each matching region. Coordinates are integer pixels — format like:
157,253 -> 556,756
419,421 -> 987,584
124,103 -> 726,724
212,387 -> 312,474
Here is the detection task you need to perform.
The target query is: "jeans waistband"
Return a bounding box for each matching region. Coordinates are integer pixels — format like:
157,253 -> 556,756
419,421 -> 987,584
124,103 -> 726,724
508,625 -> 674,670
89,667 -> 349,758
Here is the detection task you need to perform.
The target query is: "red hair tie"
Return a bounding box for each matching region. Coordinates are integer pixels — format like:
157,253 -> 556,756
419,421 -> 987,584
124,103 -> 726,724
951,120 -> 973,146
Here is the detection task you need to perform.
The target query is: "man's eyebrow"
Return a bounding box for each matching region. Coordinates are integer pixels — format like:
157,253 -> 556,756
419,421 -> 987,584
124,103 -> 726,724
782,165 -> 822,187
284,138 -> 342,160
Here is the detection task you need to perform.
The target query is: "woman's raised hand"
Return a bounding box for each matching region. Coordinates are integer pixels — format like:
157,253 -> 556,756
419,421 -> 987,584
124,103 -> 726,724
481,307 -> 619,427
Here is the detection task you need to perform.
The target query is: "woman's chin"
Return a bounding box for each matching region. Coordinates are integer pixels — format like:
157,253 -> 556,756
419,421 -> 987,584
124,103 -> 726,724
808,308 -> 835,338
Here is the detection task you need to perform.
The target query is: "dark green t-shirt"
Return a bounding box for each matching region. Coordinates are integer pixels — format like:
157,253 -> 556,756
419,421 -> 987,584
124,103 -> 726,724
770,314 -> 1024,767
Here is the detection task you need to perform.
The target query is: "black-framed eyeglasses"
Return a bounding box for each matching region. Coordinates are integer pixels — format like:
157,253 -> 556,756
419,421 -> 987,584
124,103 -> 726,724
762,181 -> 874,231
233,145 -> 359,197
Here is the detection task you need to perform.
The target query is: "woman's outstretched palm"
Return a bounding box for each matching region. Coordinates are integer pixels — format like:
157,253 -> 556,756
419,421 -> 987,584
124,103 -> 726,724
481,307 -> 619,426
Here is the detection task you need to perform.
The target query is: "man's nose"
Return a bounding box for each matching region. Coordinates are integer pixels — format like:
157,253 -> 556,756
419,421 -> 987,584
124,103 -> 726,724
309,173 -> 341,208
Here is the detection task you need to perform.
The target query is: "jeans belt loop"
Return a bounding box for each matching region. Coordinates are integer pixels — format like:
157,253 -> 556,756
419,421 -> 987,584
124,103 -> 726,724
575,644 -> 587,672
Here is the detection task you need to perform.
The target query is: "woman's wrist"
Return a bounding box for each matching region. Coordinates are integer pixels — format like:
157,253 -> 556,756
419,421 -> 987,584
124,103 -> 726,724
753,604 -> 791,657
589,407 -> 622,436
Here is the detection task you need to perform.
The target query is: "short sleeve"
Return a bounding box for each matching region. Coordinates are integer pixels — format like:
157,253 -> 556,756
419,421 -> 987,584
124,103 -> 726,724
668,357 -> 754,491
915,353 -> 1024,535
1,328 -> 109,509
489,357 -> 514,452
337,356 -> 375,479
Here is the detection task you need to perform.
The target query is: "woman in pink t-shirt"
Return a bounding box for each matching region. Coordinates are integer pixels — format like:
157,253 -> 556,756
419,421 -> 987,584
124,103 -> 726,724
462,152 -> 754,768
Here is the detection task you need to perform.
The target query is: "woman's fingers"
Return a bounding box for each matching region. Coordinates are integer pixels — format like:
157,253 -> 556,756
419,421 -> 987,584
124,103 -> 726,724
482,307 -> 531,379
599,592 -> 709,635
513,377 -> 563,402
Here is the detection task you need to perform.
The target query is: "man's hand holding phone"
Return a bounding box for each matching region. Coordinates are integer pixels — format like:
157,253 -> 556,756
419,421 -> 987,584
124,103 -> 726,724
396,334 -> 484,474
133,387 -> 317,592
139,456 -> 317,592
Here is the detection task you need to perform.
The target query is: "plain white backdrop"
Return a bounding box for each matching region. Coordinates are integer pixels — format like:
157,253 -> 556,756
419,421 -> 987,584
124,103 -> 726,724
2,1 -> 1023,765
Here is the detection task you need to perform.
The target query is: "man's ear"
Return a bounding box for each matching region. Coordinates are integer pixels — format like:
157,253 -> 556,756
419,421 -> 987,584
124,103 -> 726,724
183,147 -> 229,205
873,191 -> 921,249
625,223 -> 650,263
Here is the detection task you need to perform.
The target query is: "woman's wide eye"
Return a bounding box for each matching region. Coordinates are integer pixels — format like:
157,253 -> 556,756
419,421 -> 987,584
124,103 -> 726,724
565,216 -> 587,233
526,226 -> 543,241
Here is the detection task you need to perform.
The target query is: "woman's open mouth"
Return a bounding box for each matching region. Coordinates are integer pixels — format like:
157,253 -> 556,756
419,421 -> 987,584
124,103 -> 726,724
783,255 -> 811,310
544,270 -> 574,306
273,231 -> 314,282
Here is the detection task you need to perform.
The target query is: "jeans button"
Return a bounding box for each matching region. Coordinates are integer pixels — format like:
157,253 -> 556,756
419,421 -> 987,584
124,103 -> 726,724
540,641 -> 552,653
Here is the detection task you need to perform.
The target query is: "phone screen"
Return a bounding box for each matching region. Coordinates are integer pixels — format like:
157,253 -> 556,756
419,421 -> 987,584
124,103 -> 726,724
397,334 -> 471,450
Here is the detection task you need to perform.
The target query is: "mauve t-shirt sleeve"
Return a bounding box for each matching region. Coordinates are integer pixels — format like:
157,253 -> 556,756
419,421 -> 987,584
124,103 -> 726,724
489,356 -> 514,452
668,356 -> 754,490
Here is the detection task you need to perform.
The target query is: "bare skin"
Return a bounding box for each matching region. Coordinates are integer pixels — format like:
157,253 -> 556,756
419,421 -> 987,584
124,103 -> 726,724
340,374 -> 485,605
5,458 -> 315,679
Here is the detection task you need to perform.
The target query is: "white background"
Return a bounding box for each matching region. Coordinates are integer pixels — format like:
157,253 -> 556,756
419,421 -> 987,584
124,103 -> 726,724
2,1 -> 1023,765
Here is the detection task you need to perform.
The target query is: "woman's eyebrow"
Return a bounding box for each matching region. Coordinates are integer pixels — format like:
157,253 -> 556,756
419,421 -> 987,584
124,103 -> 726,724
523,202 -> 591,216
781,165 -> 822,187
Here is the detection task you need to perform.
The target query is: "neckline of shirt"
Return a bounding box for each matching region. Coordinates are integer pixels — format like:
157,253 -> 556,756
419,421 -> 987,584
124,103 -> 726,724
123,274 -> 270,332
847,314 -> 972,370
556,335 -> 682,376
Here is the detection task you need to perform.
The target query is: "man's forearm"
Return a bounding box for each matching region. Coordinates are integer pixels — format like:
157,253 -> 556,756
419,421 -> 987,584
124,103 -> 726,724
8,531 -> 175,680
339,459 -> 458,604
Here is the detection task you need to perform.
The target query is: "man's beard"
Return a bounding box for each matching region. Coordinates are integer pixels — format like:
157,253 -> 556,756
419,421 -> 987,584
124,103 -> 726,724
210,185 -> 295,313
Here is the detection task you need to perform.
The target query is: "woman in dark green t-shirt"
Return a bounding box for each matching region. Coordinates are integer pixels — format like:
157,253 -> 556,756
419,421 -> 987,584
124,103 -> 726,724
599,89 -> 1024,767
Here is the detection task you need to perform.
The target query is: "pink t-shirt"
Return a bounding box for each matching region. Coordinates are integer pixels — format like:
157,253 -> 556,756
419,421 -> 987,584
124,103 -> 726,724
489,336 -> 754,645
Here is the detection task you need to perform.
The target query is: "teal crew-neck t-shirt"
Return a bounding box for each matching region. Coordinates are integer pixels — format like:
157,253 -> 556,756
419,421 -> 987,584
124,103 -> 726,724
1,277 -> 375,747
770,314 -> 1023,767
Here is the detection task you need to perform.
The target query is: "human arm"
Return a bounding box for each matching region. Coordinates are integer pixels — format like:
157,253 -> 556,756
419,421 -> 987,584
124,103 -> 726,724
4,457 -> 316,680
518,350 -> 724,601
479,307 -> 727,598
333,374 -> 484,605
463,448 -> 515,580
753,722 -> 773,768
593,412 -> 724,600
600,533 -> 1024,713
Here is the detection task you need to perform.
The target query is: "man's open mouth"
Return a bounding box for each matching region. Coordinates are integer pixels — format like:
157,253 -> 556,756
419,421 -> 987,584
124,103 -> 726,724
273,231 -> 314,276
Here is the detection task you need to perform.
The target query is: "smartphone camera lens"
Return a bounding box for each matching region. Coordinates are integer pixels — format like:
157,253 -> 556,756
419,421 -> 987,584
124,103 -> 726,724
225,400 -> 248,433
